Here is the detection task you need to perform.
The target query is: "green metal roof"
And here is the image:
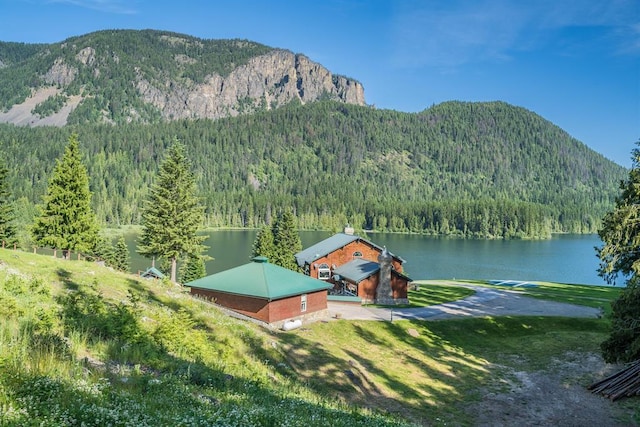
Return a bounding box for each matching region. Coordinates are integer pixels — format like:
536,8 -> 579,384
141,266 -> 165,279
186,257 -> 332,301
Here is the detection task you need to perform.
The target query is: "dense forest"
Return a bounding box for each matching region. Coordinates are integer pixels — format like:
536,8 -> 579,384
0,100 -> 627,240
0,29 -> 274,117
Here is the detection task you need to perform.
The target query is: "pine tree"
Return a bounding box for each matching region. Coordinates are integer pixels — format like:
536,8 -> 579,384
0,158 -> 17,247
138,141 -> 206,283
112,235 -> 130,272
92,235 -> 115,265
179,254 -> 207,284
251,225 -> 275,259
597,140 -> 640,362
271,209 -> 302,271
31,134 -> 99,259
597,141 -> 640,284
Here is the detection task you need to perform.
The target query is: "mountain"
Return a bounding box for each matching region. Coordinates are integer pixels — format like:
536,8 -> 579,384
0,100 -> 627,239
0,29 -> 365,126
0,30 -> 627,239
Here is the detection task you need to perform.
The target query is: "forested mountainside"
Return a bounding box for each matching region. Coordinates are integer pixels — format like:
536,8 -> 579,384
0,100 -> 627,239
0,29 -> 364,126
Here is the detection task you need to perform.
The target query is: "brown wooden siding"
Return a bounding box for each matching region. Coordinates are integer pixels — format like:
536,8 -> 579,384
266,290 -> 327,323
307,240 -> 403,279
190,288 -> 328,324
391,272 -> 409,299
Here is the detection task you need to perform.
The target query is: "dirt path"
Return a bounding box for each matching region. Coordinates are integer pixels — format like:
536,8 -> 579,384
467,352 -> 636,427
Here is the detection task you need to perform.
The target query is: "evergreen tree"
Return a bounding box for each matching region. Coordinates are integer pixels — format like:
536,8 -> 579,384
600,277 -> 640,363
251,225 -> 275,259
112,235 -> 130,272
0,158 -> 17,247
31,134 -> 99,259
138,141 -> 206,283
597,140 -> 640,362
92,234 -> 115,265
180,254 -> 207,284
597,142 -> 640,284
271,209 -> 302,271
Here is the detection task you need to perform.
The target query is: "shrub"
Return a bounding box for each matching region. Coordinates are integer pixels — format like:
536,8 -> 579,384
601,279 -> 640,363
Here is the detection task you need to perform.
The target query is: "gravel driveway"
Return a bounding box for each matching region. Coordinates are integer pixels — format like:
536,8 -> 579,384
327,284 -> 601,321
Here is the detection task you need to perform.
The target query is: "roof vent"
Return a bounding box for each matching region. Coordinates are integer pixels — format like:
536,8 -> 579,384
252,256 -> 269,263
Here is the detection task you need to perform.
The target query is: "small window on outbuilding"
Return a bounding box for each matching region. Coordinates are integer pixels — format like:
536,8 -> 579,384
353,251 -> 363,258
301,294 -> 307,312
317,263 -> 331,280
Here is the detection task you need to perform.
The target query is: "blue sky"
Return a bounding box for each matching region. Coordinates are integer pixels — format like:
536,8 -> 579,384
1,0 -> 638,166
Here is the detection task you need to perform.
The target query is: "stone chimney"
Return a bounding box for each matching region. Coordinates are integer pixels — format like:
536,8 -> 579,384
376,246 -> 394,304
344,224 -> 354,235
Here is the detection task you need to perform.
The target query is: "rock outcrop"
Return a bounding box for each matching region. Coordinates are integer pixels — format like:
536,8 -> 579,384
135,50 -> 365,120
0,34 -> 365,126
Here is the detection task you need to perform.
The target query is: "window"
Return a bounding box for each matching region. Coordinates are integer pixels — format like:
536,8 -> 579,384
317,263 -> 331,280
353,251 -> 363,258
300,294 -> 307,312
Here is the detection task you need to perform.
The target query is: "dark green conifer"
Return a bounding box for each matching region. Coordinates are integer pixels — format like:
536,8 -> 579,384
597,139 -> 640,362
31,134 -> 99,259
251,225 -> 275,260
271,209 -> 302,271
179,254 -> 207,284
0,158 -> 17,247
137,141 -> 206,283
92,235 -> 115,265
112,235 -> 130,272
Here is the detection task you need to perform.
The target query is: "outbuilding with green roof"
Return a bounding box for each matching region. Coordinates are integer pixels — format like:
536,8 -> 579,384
187,256 -> 333,326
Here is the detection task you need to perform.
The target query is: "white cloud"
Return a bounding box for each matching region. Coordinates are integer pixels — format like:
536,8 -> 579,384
46,0 -> 138,14
390,0 -> 638,68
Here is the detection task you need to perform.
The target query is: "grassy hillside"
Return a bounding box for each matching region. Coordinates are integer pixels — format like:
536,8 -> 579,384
1,249 -> 637,425
0,249 -> 408,426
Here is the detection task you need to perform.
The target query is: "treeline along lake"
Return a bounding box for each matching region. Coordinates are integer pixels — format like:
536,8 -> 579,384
124,231 -> 613,287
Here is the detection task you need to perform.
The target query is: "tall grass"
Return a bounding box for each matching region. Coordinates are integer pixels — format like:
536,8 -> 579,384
0,249 -> 412,426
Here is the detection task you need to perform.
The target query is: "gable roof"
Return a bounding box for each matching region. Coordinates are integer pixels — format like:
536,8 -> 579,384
333,259 -> 379,284
141,266 -> 165,279
186,256 -> 332,301
295,233 -> 359,267
333,259 -> 413,284
294,233 -> 405,267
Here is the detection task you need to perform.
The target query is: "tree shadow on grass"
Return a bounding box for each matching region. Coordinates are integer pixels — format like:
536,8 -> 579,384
276,319 -> 495,426
56,268 -> 79,290
126,278 -> 186,313
50,287 -> 409,426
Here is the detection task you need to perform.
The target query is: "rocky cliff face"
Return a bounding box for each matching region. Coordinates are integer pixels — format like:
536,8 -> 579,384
0,35 -> 366,126
135,50 -> 365,120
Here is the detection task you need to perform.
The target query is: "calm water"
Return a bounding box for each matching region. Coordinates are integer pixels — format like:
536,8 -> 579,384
125,231 -> 612,286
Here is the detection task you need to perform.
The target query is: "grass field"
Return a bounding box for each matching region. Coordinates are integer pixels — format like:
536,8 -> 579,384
0,248 -> 637,426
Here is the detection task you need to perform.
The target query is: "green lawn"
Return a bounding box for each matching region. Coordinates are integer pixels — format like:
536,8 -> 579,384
369,282 -> 475,308
279,316 -> 623,425
407,282 -> 475,307
513,281 -> 622,315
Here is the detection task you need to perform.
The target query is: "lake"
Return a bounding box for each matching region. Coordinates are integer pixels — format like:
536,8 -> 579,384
125,231 -> 614,287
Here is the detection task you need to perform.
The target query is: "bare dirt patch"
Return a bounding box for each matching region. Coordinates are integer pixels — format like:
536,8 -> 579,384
0,86 -> 82,126
466,352 -> 637,427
